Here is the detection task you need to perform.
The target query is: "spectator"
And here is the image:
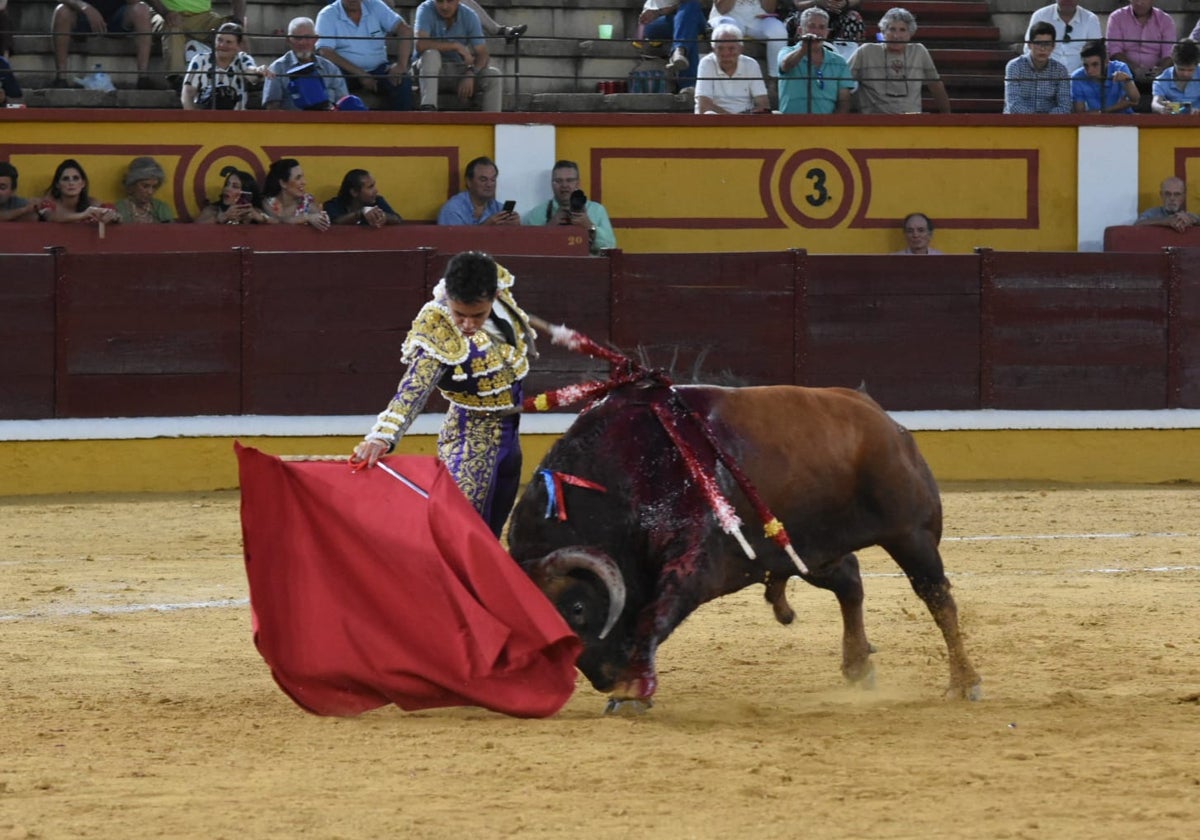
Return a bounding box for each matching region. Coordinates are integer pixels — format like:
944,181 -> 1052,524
1106,0 -> 1175,88
262,158 -> 331,229
195,165 -> 272,224
1135,176 -> 1200,231
787,0 -> 865,62
115,156 -> 174,223
324,169 -> 403,226
0,52 -> 21,106
1023,0 -> 1101,74
694,23 -> 770,114
51,0 -> 156,89
522,160 -> 616,254
181,21 -> 268,110
412,0 -> 502,112
0,0 -> 12,60
1151,38 -> 1200,114
437,156 -> 518,225
639,0 -> 705,92
263,16 -> 348,110
849,8 -> 950,114
1004,22 -> 1071,114
316,0 -> 412,112
709,0 -> 788,78
894,212 -> 942,254
1071,39 -> 1138,113
150,1 -> 246,91
37,159 -> 120,224
0,162 -> 37,222
459,0 -> 526,42
777,7 -> 853,114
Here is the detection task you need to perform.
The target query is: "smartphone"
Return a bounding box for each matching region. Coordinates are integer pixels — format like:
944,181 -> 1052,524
502,200 -> 516,214
237,191 -> 251,206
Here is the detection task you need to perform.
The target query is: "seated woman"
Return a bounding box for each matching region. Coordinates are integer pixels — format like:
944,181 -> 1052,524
694,23 -> 770,114
115,156 -> 174,224
262,158 -> 330,230
181,21 -> 271,111
37,158 -> 119,224
196,166 -> 273,224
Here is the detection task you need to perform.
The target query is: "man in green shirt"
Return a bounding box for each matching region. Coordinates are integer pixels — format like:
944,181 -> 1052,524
522,160 -> 616,255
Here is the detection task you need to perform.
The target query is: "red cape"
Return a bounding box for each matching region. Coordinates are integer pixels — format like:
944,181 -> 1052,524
235,443 -> 580,717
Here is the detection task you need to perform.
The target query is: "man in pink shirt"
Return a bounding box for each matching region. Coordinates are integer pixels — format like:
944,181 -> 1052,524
1106,0 -> 1176,84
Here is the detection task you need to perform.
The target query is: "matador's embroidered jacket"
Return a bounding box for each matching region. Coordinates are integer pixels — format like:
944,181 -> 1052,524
365,265 -> 536,512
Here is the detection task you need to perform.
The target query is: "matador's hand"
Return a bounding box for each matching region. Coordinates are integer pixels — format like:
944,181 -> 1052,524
351,439 -> 389,468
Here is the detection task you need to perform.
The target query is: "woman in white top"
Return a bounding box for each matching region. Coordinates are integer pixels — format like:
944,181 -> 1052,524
709,0 -> 789,77
694,23 -> 771,113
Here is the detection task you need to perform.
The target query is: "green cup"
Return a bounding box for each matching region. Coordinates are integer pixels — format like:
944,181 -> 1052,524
598,24 -> 613,39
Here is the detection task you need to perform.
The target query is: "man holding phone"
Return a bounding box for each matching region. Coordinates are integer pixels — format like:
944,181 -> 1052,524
522,160 -> 616,254
436,156 -> 521,225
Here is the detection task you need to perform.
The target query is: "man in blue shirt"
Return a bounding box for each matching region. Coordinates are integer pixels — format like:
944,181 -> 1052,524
777,8 -> 854,114
316,0 -> 411,110
413,0 -> 502,111
1071,39 -> 1139,113
1151,38 -> 1200,114
437,156 -> 521,226
264,17 -> 348,110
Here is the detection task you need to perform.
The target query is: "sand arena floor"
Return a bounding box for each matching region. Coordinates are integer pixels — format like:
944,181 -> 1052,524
1,484 -> 1199,839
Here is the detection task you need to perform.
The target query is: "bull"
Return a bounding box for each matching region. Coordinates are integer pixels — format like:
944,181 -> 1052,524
507,379 -> 982,711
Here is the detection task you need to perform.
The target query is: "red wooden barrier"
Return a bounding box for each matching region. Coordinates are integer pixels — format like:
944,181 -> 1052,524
1104,225 -> 1200,252
0,253 -> 57,418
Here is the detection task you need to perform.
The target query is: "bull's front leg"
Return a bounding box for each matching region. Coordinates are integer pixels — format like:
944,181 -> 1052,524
605,568 -> 702,714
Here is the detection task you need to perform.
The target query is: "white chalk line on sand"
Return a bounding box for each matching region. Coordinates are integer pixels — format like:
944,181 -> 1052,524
1,528 -> 1198,623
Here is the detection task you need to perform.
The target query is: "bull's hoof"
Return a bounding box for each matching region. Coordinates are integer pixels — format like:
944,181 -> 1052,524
844,660 -> 876,690
604,697 -> 654,715
772,603 -> 795,625
946,678 -> 984,702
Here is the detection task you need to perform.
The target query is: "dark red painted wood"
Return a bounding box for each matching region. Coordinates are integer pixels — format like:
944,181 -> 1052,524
0,254 -> 56,418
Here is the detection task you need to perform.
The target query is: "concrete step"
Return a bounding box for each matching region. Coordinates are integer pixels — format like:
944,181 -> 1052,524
523,91 -> 689,113
861,1 -> 995,24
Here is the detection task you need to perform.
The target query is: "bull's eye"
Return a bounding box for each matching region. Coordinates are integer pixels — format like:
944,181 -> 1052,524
569,600 -> 587,626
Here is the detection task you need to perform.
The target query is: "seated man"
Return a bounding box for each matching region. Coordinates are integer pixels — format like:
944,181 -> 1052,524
522,160 -> 616,254
0,53 -> 22,106
1023,0 -> 1102,74
1003,22 -> 1071,114
263,16 -> 347,110
151,0 -> 246,91
1071,40 -> 1138,113
437,156 -> 520,225
788,0 -> 866,62
51,0 -> 156,88
0,162 -> 38,222
324,169 -> 403,226
639,0 -> 705,92
1135,176 -> 1200,232
849,8 -> 950,114
778,7 -> 854,114
694,23 -> 769,115
316,0 -> 412,111
1151,38 -> 1200,114
413,0 -> 502,112
1106,0 -> 1175,109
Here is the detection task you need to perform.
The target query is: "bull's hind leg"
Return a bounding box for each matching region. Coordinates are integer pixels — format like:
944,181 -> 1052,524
804,553 -> 875,687
883,533 -> 982,700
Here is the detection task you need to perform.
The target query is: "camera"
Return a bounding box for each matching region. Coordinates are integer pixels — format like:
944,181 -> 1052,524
569,189 -> 588,214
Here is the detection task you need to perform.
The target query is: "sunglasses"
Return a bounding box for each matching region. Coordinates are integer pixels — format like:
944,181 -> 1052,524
1062,23 -> 1072,44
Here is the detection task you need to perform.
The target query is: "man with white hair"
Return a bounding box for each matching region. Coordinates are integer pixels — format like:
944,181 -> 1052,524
263,17 -> 348,110
777,7 -> 854,114
694,22 -> 770,114
1023,0 -> 1101,74
848,7 -> 950,113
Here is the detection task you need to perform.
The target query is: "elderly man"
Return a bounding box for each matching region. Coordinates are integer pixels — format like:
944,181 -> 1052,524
849,7 -> 951,114
316,0 -> 411,111
894,212 -> 943,255
1106,0 -> 1175,85
777,7 -> 854,114
412,0 -> 502,112
1004,22 -> 1071,114
263,17 -> 348,110
694,23 -> 769,114
149,0 -> 246,90
437,156 -> 520,226
52,0 -> 156,88
522,160 -> 616,254
1135,177 -> 1200,232
1023,0 -> 1100,74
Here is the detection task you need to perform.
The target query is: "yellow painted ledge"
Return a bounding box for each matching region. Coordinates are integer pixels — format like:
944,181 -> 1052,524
1,429 -> 1198,496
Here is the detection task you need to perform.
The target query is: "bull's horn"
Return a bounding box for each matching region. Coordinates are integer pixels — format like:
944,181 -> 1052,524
530,547 -> 626,640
